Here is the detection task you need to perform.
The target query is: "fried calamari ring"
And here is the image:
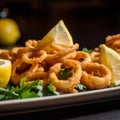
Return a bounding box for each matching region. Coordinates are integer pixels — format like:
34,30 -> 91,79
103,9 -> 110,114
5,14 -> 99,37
27,64 -> 48,84
11,58 -> 38,85
105,33 -> 120,53
3,47 -> 31,62
89,47 -> 100,63
0,49 -> 8,54
46,51 -> 77,65
25,39 -> 38,49
9,47 -> 28,62
27,71 -> 48,84
22,50 -> 47,64
0,47 -> 28,62
60,51 -> 77,61
90,51 -> 100,63
49,59 -> 82,93
75,51 -> 92,69
0,49 -> 11,61
49,43 -> 68,53
46,43 -> 79,64
81,63 -> 112,89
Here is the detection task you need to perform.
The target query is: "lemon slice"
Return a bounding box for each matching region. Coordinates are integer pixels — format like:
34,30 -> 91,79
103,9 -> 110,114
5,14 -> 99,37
99,44 -> 120,85
0,59 -> 11,87
36,20 -> 73,53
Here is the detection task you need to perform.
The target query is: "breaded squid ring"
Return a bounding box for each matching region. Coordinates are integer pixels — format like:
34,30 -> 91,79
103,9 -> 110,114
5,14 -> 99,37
60,51 -> 77,61
105,34 -> 120,53
25,39 -> 38,49
50,43 -> 66,51
75,51 -> 92,69
0,49 -> 11,61
9,47 -> 31,62
11,58 -> 38,85
49,59 -> 82,93
27,71 -> 48,83
46,43 -> 79,64
81,63 -> 112,89
22,50 -> 47,64
90,51 -> 100,63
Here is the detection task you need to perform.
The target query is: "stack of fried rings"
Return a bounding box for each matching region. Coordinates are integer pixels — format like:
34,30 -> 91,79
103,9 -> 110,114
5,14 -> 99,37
0,39 -> 112,93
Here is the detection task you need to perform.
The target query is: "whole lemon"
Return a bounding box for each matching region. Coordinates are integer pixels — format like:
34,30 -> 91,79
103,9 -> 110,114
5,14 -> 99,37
0,18 -> 21,45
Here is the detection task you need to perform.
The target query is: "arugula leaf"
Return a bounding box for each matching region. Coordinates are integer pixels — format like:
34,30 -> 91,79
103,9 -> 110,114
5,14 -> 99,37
43,82 -> 59,96
19,80 -> 39,94
0,86 -> 19,100
0,94 -> 5,100
82,48 -> 93,53
19,79 -> 42,99
75,84 -> 87,91
20,76 -> 27,89
58,67 -> 73,80
108,83 -> 120,88
20,89 -> 39,99
0,76 -> 59,100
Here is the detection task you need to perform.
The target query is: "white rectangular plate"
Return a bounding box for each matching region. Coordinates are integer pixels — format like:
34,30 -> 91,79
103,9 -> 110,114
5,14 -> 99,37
0,86 -> 120,116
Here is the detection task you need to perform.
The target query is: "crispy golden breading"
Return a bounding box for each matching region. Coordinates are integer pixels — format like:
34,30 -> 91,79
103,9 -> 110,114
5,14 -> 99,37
81,63 -> 112,89
0,38 -> 113,93
106,33 -> 120,54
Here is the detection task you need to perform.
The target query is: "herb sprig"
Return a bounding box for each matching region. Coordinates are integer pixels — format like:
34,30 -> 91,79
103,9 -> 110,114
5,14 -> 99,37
0,77 -> 59,100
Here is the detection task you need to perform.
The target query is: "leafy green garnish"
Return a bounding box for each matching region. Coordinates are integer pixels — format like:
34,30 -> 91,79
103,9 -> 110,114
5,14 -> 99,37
0,86 -> 19,100
0,76 -> 59,100
82,48 -> 93,53
108,83 -> 120,88
43,82 -> 59,96
75,84 -> 87,91
58,67 -> 73,80
18,77 -> 42,99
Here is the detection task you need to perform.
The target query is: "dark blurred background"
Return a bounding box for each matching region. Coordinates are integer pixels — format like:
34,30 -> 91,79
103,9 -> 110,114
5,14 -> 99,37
0,0 -> 120,49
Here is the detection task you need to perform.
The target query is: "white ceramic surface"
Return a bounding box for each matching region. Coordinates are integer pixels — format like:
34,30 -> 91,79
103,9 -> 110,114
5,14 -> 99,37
0,87 -> 120,116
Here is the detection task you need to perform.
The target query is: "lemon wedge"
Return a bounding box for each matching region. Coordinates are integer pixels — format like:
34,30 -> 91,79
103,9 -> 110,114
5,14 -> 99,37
99,44 -> 120,85
36,20 -> 73,53
0,59 -> 11,87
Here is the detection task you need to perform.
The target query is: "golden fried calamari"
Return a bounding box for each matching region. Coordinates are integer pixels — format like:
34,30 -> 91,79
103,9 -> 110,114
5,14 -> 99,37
45,43 -> 79,65
75,51 -> 92,69
81,63 -> 112,89
25,39 -> 38,49
0,36 -> 114,93
22,50 -> 47,64
49,59 -> 82,93
105,33 -> 120,54
11,58 -> 39,85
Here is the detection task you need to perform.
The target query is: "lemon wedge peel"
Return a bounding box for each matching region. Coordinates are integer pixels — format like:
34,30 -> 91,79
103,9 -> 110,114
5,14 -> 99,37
36,20 -> 73,53
0,59 -> 11,87
99,44 -> 120,85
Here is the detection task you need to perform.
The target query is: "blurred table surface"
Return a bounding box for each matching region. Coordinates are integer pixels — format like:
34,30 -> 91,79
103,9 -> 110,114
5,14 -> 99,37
1,0 -> 120,49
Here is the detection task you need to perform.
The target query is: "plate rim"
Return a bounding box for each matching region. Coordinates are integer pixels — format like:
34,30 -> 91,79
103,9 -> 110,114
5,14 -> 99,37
0,86 -> 120,116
